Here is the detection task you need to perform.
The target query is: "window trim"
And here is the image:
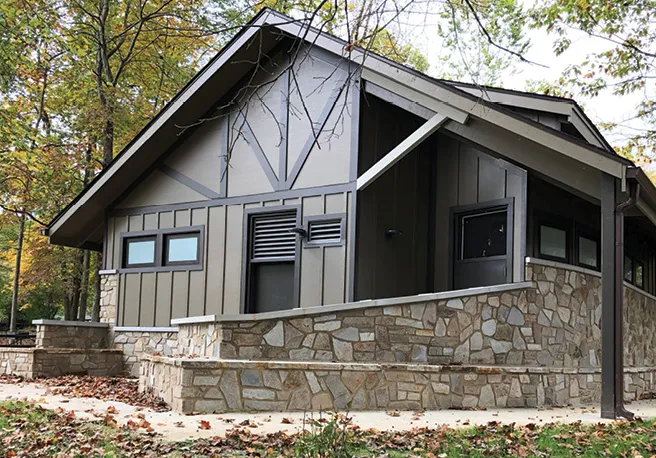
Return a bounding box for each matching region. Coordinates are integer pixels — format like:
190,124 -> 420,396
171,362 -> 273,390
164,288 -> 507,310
241,205 -> 302,314
119,225 -> 204,273
535,212 -> 570,263
164,232 -> 202,266
303,213 -> 347,248
575,226 -> 600,271
123,236 -> 157,268
635,259 -> 645,289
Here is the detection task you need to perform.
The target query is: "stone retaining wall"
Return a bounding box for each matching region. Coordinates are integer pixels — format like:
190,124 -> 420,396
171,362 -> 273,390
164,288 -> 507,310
174,263 -> 656,372
112,329 -> 178,376
140,356 -> 656,413
0,348 -> 34,377
0,348 -> 123,378
35,321 -> 109,349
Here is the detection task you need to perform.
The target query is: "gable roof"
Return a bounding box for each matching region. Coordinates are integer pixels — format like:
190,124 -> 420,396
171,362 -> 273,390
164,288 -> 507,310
45,8 -> 640,249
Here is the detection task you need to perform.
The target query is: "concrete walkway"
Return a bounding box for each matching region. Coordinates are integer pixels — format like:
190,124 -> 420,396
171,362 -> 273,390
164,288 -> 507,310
0,381 -> 653,441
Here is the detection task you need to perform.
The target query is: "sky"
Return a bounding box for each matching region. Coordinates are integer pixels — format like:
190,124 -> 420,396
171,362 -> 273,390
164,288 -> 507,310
393,2 -> 651,155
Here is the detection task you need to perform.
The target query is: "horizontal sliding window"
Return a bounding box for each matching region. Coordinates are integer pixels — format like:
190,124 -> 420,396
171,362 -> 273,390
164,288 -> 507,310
124,236 -> 156,268
165,233 -> 200,265
539,225 -> 567,261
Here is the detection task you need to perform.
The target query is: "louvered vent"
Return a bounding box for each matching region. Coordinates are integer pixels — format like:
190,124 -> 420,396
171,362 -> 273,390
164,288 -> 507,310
308,219 -> 342,244
251,211 -> 297,261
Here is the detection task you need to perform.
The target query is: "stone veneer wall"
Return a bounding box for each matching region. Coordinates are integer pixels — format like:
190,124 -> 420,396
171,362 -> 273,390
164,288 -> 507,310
0,348 -> 123,378
140,356 -> 656,413
112,330 -> 178,376
0,349 -> 34,377
99,272 -> 118,324
174,264 -> 656,372
35,321 -> 108,349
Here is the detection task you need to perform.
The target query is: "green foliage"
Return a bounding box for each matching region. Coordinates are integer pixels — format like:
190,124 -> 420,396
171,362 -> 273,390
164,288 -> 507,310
529,0 -> 656,164
293,412 -> 357,458
435,0 -> 530,85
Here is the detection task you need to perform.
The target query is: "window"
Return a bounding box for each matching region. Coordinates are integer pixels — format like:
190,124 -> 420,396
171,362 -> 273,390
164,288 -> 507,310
460,209 -> 507,259
624,256 -> 633,283
578,235 -> 599,269
124,236 -> 156,268
539,225 -> 567,261
305,215 -> 345,247
120,226 -> 203,271
245,209 -> 298,314
165,233 -> 200,265
635,261 -> 644,288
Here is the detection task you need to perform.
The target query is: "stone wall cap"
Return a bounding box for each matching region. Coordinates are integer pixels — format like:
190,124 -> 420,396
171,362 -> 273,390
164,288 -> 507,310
32,319 -> 109,328
114,326 -> 178,332
98,269 -> 118,275
141,357 -> 646,376
526,256 -> 656,302
32,348 -> 123,354
172,282 -> 534,325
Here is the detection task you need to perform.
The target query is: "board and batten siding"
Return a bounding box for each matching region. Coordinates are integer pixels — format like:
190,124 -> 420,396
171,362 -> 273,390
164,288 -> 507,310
106,191 -> 352,327
433,133 -> 527,291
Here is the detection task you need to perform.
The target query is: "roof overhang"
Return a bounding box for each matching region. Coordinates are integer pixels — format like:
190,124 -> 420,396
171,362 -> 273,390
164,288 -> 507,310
47,8 -> 653,248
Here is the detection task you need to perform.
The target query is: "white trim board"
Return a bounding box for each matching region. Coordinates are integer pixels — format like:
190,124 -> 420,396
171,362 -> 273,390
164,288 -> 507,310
357,113 -> 449,191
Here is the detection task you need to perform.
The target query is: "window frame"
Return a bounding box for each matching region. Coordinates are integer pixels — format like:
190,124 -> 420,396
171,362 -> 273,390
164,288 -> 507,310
635,259 -> 645,289
119,226 -> 204,273
303,213 -> 347,248
575,226 -> 600,271
241,205 -> 302,314
535,212 -> 571,264
164,232 -> 202,266
123,235 -> 157,269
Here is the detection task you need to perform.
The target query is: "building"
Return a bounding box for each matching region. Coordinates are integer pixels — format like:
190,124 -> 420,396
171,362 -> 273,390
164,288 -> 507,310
41,9 -> 656,417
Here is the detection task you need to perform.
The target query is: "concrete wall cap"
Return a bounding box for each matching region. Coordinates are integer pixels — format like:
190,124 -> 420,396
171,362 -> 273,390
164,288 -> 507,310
32,319 -> 109,328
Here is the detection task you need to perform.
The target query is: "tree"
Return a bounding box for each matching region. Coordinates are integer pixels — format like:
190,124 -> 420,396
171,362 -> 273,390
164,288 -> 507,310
529,0 -> 656,163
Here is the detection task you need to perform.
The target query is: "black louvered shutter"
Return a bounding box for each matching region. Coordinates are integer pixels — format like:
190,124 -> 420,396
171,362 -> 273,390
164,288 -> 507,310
308,219 -> 342,244
251,211 -> 297,261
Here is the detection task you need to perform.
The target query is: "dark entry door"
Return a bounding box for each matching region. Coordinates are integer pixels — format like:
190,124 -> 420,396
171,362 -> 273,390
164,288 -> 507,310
452,200 -> 513,289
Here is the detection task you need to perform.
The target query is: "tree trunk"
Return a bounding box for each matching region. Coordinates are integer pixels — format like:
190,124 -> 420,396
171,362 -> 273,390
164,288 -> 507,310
92,252 -> 102,322
77,250 -> 91,321
9,213 -> 25,333
69,250 -> 84,320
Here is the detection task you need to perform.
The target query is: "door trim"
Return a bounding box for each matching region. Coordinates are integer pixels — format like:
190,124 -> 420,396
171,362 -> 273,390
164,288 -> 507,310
240,205 -> 302,313
448,197 -> 514,289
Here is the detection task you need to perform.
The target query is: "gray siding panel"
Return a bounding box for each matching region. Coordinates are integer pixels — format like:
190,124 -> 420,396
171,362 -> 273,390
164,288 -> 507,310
223,204 -> 244,314
206,206 -> 226,315
122,274 -> 141,326
323,246 -> 345,305
139,273 -> 156,325
155,272 -> 172,327
171,271 -> 189,319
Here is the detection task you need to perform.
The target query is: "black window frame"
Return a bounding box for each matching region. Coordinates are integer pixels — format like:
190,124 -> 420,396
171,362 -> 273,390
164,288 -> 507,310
575,226 -> 600,271
536,213 -> 570,263
123,235 -> 157,269
624,255 -> 633,283
635,260 -> 645,289
119,226 -> 204,273
164,232 -> 201,266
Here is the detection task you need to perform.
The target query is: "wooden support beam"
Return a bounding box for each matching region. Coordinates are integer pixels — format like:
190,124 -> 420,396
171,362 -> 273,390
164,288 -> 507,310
361,69 -> 469,125
356,113 -> 448,191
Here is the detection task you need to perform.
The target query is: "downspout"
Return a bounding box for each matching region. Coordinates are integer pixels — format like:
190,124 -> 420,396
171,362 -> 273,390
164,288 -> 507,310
614,177 -> 639,419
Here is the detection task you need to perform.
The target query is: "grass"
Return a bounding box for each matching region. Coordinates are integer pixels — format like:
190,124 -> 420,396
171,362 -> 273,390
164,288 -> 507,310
2,401 -> 656,457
